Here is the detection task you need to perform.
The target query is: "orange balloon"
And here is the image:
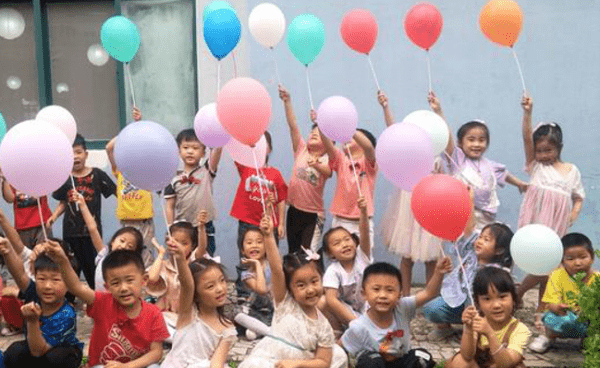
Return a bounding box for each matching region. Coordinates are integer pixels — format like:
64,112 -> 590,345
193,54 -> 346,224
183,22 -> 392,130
479,0 -> 523,47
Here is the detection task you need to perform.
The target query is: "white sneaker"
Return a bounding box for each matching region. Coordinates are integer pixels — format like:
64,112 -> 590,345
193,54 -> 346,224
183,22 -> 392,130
246,329 -> 257,341
529,335 -> 551,353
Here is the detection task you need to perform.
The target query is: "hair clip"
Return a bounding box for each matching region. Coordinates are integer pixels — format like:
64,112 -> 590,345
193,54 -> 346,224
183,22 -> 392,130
471,119 -> 487,125
303,247 -> 321,262
204,253 -> 221,264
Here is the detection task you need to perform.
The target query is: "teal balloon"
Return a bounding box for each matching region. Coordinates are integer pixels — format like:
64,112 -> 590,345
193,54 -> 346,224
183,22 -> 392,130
100,16 -> 141,63
287,14 -> 325,66
0,112 -> 6,141
203,1 -> 235,23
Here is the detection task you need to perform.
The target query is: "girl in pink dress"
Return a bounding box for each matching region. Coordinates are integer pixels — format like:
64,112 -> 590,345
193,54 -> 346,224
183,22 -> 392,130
516,96 -> 585,320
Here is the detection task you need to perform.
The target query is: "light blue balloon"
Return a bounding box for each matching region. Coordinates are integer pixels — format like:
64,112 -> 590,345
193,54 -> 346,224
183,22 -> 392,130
100,16 -> 141,63
0,112 -> 6,141
204,9 -> 241,60
203,1 -> 236,23
287,14 -> 325,66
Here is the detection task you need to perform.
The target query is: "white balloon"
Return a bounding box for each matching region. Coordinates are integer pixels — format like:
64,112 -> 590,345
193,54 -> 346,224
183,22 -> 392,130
6,76 -> 21,90
225,135 -> 267,168
87,43 -> 110,67
510,224 -> 563,276
56,83 -> 69,93
403,110 -> 449,156
36,105 -> 77,144
248,3 -> 286,49
0,8 -> 25,40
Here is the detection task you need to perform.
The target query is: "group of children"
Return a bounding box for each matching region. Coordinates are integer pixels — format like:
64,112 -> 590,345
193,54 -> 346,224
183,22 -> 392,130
0,86 -> 594,368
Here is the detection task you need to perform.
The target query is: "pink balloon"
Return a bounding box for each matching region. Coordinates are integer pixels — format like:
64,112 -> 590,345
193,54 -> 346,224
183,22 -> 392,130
194,103 -> 231,148
225,135 -> 267,168
340,9 -> 378,54
217,78 -> 271,146
404,3 -> 443,50
375,123 -> 435,191
317,96 -> 358,143
0,120 -> 73,197
36,105 -> 77,144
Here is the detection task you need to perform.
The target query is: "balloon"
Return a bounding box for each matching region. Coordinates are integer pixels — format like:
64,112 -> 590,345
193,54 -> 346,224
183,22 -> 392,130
204,9 -> 241,60
87,43 -> 110,66
479,0 -> 523,47
340,9 -> 378,54
411,174 -> 471,241
216,78 -> 271,146
0,8 -> 25,40
0,112 -> 6,141
0,120 -> 73,197
114,121 -> 179,192
316,96 -> 358,143
402,110 -> 449,155
287,14 -> 325,66
100,16 -> 141,63
6,76 -> 21,90
36,105 -> 77,144
194,103 -> 231,148
248,3 -> 286,49
510,224 -> 563,275
404,3 -> 443,50
225,135 -> 268,168
203,1 -> 236,22
376,123 -> 435,191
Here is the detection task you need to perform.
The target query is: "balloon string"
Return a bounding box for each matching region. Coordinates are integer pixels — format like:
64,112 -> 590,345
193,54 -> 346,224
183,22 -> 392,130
426,52 -> 432,93
251,147 -> 267,214
126,63 -> 137,108
443,152 -> 469,183
70,175 -> 79,211
367,54 -> 381,91
305,67 -> 314,110
511,48 -> 527,94
36,198 -> 48,242
345,144 -> 363,197
454,241 -> 475,306
160,193 -> 172,239
232,51 -> 238,78
217,61 -> 221,95
271,47 -> 281,86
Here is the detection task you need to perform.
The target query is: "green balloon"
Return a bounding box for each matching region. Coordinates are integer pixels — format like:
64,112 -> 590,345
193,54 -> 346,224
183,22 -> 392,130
0,112 -> 6,141
287,14 -> 325,66
203,1 -> 235,23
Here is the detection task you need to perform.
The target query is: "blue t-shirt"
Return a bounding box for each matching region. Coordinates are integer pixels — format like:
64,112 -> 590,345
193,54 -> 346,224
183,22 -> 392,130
20,280 -> 83,350
341,296 -> 416,359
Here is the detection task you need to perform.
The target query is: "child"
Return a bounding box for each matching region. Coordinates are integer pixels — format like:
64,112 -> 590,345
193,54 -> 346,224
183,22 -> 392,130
528,233 -> 598,353
165,129 -> 222,256
106,107 -> 155,265
239,213 -> 348,368
45,246 -> 169,368
278,85 -> 332,254
230,131 -> 288,248
49,133 -> 117,288
0,238 -> 82,368
340,260 -> 451,368
445,267 -> 531,368
323,196 -> 371,332
160,237 -> 237,367
517,96 -> 585,308
429,92 -> 528,231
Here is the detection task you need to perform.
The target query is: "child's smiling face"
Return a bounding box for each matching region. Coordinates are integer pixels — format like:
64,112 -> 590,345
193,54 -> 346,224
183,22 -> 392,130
326,228 -> 357,263
241,230 -> 265,260
362,273 -> 401,314
477,284 -> 514,328
459,126 -> 488,159
289,263 -> 323,311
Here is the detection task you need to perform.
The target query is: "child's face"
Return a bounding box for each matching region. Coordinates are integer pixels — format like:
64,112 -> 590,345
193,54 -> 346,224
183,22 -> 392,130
242,230 -> 265,260
307,127 -> 324,150
104,263 -> 146,309
35,269 -> 67,306
326,228 -> 357,263
474,228 -> 497,263
362,273 -> 401,314
477,284 -> 514,327
195,266 -> 228,309
179,140 -> 205,167
111,232 -> 138,252
459,127 -> 488,159
289,263 -> 323,310
562,245 -> 594,277
345,138 -> 363,157
72,145 -> 88,172
534,139 -> 560,165
171,230 -> 194,258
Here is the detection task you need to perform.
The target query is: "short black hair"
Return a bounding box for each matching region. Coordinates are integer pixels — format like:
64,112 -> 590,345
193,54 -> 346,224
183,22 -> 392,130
176,128 -> 203,147
322,226 -> 359,255
362,262 -> 402,288
457,121 -> 490,146
481,223 -> 514,268
356,128 -> 376,148
562,232 -> 594,259
102,250 -> 145,280
533,123 -> 563,159
170,221 -> 199,250
35,238 -> 79,275
472,266 -> 517,313
108,227 -> 144,254
73,133 -> 87,150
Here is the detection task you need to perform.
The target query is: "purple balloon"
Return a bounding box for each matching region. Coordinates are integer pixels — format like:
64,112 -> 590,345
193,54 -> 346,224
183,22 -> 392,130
376,123 -> 435,191
194,103 -> 231,148
317,96 -> 358,143
114,121 -> 179,192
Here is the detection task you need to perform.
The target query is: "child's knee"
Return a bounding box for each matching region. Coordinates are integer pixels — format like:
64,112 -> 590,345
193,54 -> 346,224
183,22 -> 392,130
445,353 -> 476,368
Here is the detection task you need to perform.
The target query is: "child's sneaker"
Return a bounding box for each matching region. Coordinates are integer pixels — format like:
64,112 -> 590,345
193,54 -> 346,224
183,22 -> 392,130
529,335 -> 551,353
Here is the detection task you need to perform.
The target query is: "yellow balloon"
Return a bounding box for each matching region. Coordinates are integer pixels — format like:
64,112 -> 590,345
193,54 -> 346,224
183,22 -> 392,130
479,0 -> 523,47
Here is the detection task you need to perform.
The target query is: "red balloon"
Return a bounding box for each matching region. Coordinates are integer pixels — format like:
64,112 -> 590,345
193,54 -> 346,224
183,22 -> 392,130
340,9 -> 378,54
411,174 -> 471,241
404,3 -> 443,50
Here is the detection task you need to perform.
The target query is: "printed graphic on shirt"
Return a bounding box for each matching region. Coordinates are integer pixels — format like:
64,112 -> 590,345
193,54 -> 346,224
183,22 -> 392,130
379,329 -> 404,360
296,166 -> 320,187
245,174 -> 277,203
73,175 -> 95,202
15,191 -> 37,208
100,324 -> 145,363
121,178 -> 143,200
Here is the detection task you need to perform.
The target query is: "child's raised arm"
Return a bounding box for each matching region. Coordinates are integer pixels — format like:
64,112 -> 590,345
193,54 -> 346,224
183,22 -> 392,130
0,237 -> 30,291
105,137 -> 118,173
72,192 -> 105,253
261,212 -> 285,305
195,210 -> 208,259
0,206 -> 26,256
521,95 -> 535,166
352,131 -> 376,164
279,84 -> 302,154
165,197 -> 175,226
377,91 -> 395,127
428,91 -> 454,156
357,196 -> 371,257
415,256 -> 452,307
171,237 -> 195,329
209,147 -> 224,173
314,112 -> 337,160
147,238 -> 166,286
1,179 -> 15,203
21,302 -> 51,357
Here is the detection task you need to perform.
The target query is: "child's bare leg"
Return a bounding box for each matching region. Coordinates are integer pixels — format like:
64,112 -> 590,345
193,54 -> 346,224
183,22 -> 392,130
445,353 -> 477,368
517,274 -> 545,302
400,257 -> 414,297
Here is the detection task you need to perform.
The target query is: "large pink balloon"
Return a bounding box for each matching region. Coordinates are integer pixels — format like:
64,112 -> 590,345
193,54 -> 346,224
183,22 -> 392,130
0,120 -> 73,197
194,103 -> 231,148
375,123 -> 434,191
36,105 -> 77,144
217,78 -> 271,146
317,96 -> 358,143
225,135 -> 267,168
340,9 -> 378,54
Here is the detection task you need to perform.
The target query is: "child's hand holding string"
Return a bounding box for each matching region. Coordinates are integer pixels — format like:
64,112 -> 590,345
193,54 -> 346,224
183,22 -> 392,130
310,109 -> 317,124
196,210 -> 208,226
278,85 -> 290,102
68,191 -> 87,209
377,90 -> 388,108
357,196 -> 368,214
472,314 -> 493,337
41,239 -> 68,263
521,95 -> 533,114
166,236 -> 185,260
260,213 -> 273,236
435,256 -> 453,275
132,107 -> 142,121
427,91 -> 442,115
462,305 -> 477,328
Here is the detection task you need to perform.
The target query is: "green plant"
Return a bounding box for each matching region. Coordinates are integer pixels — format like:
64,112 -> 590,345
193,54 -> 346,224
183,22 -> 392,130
434,360 -> 446,368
